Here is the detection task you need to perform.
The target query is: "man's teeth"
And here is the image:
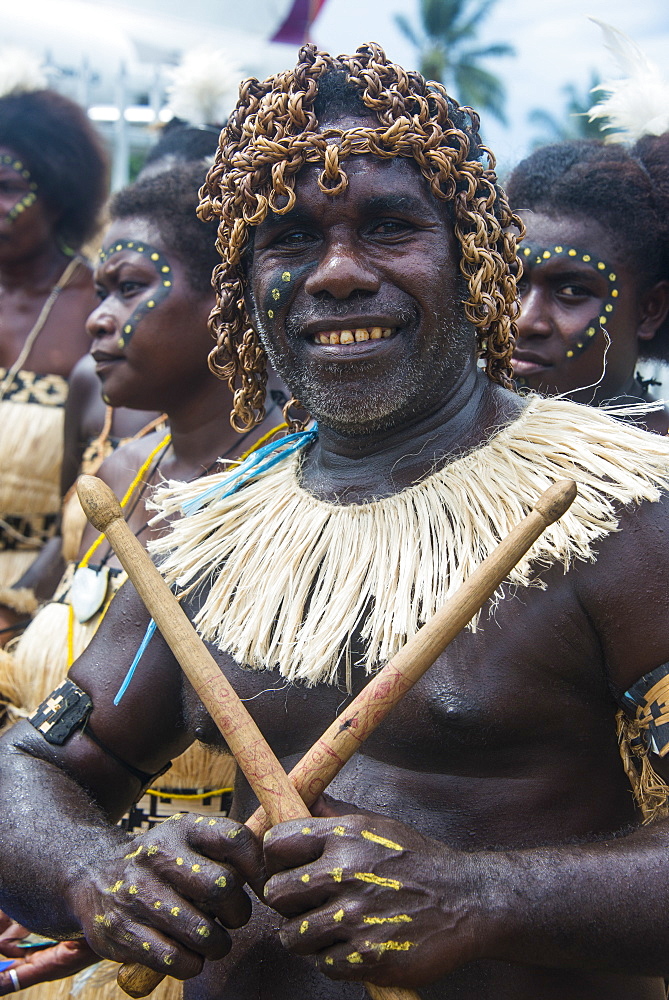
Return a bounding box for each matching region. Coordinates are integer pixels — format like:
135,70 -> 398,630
315,327 -> 393,345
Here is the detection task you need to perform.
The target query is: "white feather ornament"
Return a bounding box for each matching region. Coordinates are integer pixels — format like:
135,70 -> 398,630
588,19 -> 669,143
165,47 -> 243,126
0,47 -> 47,99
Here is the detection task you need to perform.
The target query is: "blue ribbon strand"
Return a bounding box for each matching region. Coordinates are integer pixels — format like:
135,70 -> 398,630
114,425 -> 318,705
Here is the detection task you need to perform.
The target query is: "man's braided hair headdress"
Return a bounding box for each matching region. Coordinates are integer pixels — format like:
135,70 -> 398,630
199,42 -> 523,432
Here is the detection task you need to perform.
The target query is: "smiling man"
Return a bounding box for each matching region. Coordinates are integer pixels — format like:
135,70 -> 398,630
4,44 -> 669,1000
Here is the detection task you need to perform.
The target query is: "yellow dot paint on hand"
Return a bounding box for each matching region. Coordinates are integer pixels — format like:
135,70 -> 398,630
215,875 -> 227,888
267,309 -> 274,318
108,880 -> 124,894
176,858 -> 184,866
612,288 -> 619,297
347,952 -> 363,964
147,846 -> 158,856
333,825 -> 346,836
142,942 -> 150,952
154,901 -> 162,909
163,955 -> 173,966
170,907 -> 180,916
272,289 -> 280,300
128,885 -> 138,895
170,813 -> 184,821
301,873 -> 310,883
300,920 -> 309,934
94,914 -> 110,925
333,909 -> 345,922
194,816 -> 204,823
227,828 -> 241,839
301,826 -> 312,835
363,914 -> 412,925
282,271 -> 291,281
208,818 -> 217,826
197,926 -> 210,937
354,872 -> 402,890
191,864 -> 201,872
329,868 -> 343,883
368,940 -> 414,953
124,845 -> 143,859
361,830 -> 404,851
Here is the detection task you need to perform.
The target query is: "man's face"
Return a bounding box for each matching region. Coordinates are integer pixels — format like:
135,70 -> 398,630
247,154 -> 475,435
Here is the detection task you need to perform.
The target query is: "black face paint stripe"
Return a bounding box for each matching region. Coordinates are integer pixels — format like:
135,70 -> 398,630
98,240 -> 173,347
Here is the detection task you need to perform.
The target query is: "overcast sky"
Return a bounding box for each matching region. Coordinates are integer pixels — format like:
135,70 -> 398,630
312,0 -> 669,174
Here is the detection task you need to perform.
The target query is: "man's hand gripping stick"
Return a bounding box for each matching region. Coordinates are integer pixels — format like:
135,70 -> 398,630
77,474 -> 576,1000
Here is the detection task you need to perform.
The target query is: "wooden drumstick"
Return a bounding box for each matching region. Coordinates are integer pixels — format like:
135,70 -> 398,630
77,475 -> 576,999
77,476 -> 421,1000
245,478 -> 578,836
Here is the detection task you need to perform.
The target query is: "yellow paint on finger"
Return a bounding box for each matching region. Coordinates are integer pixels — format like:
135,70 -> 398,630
215,875 -> 227,888
300,920 -> 309,934
176,858 -> 184,866
163,955 -> 173,966
208,819 -> 217,826
191,864 -> 201,873
147,845 -> 158,856
94,914 -> 111,926
333,909 -> 345,923
325,956 -> 334,966
169,813 -> 184,821
368,940 -> 414,953
154,901 -> 162,909
347,952 -> 363,964
124,845 -> 143,859
108,881 -> 124,894
171,907 -> 181,916
301,827 -> 312,835
195,816 -> 204,823
363,914 -> 412,925
329,868 -> 343,883
361,830 -> 404,851
333,825 -> 346,836
227,828 -> 241,839
128,885 -> 138,895
142,942 -> 150,952
197,926 -> 210,937
354,873 -> 402,890
301,873 -> 310,883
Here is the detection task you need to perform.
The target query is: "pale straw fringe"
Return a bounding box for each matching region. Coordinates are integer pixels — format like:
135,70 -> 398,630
0,549 -> 39,589
0,398 -> 63,515
151,397 -> 669,687
16,958 -> 183,1000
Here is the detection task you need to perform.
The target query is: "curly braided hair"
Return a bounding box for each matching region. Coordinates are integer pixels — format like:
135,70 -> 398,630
199,43 -> 523,431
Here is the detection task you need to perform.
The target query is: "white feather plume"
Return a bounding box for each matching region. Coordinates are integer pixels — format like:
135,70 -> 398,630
0,47 -> 47,99
165,47 -> 243,126
588,19 -> 669,142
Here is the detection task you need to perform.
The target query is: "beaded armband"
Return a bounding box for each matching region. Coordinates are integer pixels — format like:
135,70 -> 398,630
622,662 -> 669,757
28,679 -> 171,790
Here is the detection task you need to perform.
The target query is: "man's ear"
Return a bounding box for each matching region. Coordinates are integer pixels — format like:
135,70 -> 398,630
638,279 -> 669,341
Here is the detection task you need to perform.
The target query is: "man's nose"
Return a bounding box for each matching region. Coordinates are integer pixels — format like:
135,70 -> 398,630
304,242 -> 380,299
516,286 -> 551,340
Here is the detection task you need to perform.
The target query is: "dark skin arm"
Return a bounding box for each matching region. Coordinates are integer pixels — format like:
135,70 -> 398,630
263,496 -> 669,988
0,581 -> 263,980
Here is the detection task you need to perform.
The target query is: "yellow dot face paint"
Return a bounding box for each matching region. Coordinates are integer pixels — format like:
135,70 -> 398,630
361,830 -> 404,851
282,271 -> 291,282
98,240 -> 173,348
354,872 -> 402,890
518,242 -> 619,366
267,309 -> 274,319
272,288 -> 281,300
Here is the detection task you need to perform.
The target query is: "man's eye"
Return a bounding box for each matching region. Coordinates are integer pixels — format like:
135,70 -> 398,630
370,220 -> 411,236
558,284 -> 593,298
276,230 -> 314,248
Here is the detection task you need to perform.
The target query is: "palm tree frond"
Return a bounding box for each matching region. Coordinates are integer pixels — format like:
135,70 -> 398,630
454,61 -> 507,122
394,13 -> 423,52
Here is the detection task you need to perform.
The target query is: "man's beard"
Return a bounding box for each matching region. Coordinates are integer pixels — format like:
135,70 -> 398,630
260,315 -> 474,437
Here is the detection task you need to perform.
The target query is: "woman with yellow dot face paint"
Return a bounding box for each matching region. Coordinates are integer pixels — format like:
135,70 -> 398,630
507,137 -> 669,434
